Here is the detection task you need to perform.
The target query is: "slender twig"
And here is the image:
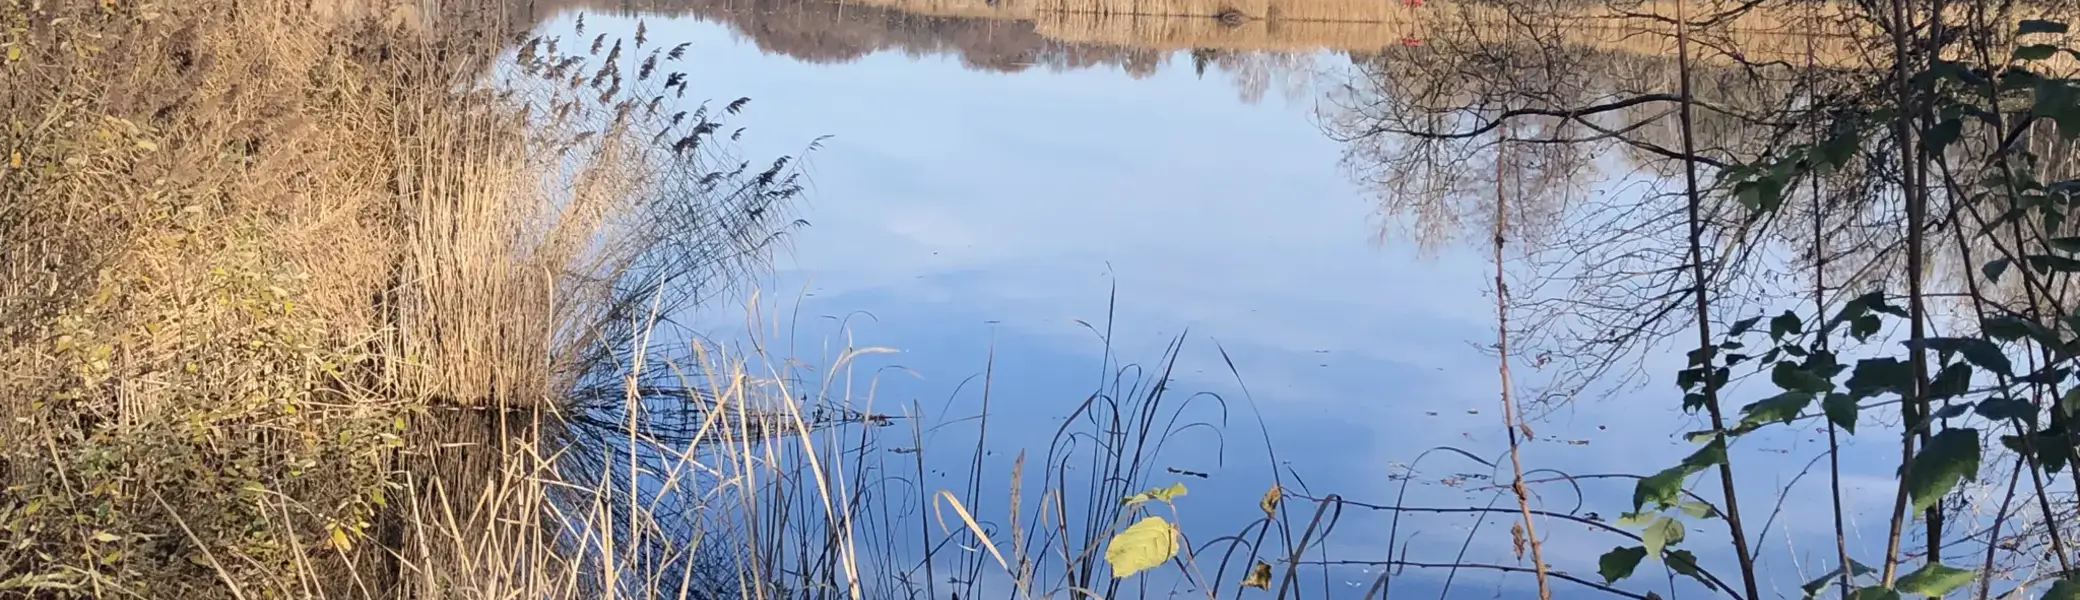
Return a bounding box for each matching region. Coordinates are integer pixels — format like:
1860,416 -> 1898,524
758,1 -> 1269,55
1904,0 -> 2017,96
1493,121 -> 1553,600
1878,0 -> 1926,578
1917,0 -> 1946,566
1979,456 -> 2027,600
1796,16 -> 1857,596
1673,0 -> 1761,595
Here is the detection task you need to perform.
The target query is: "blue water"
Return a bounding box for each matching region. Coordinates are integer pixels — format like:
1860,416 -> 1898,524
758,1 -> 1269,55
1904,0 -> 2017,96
542,5 -> 1954,600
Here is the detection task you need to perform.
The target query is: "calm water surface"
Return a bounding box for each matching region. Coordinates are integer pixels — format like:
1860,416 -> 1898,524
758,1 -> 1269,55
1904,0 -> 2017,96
544,3 -> 1925,598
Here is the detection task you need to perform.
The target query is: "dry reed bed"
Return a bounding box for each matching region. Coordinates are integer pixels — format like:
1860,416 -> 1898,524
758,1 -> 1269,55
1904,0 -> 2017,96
1,0 -> 809,597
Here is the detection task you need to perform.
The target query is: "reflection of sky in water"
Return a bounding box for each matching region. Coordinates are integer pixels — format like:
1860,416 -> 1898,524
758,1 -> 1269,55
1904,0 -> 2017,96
553,10 -> 1965,599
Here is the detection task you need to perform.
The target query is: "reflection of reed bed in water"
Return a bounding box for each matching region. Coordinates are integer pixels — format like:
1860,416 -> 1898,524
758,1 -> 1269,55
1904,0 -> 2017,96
566,384 -> 894,445
1029,7 -> 1856,63
841,0 -> 2079,69
524,0 -> 1168,72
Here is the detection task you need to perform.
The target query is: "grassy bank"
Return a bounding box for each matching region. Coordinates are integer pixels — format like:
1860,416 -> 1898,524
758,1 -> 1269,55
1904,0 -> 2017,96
0,0 -> 806,596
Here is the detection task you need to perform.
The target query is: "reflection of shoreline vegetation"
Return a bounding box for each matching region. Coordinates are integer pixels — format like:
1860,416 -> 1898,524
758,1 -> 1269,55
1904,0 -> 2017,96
1329,0 -> 2080,595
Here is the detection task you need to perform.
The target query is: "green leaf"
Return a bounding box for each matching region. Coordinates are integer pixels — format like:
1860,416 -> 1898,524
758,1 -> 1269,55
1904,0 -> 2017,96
2020,19 -> 2070,34
1849,358 -> 1913,398
1926,119 -> 1962,151
1804,574 -> 1835,599
1858,292 -> 1908,317
1963,342 -> 2015,377
1675,499 -> 1717,519
1895,563 -> 1974,597
1774,361 -> 1835,393
1665,549 -> 1716,590
1825,393 -> 1860,433
2027,254 -> 2080,273
1853,314 -> 1883,341
1741,391 -> 1816,429
2043,579 -> 2080,600
2017,44 -> 2060,60
1905,429 -> 1982,515
1642,516 -> 1685,557
1984,258 -> 2012,283
1242,561 -> 1272,589
1850,586 -> 1903,600
1683,392 -> 1708,412
1797,566 -> 1847,595
1730,315 -> 1763,336
1682,438 -> 1729,470
2022,367 -> 2069,386
1678,367 -> 1706,391
1927,363 -> 1974,400
2008,427 -> 2075,473
1630,441 -> 1725,510
1735,180 -> 1761,209
1598,546 -> 1647,583
1802,561 -> 1877,599
1735,179 -> 1784,211
1772,311 -> 1805,339
1634,467 -> 1688,510
1914,337 -> 2012,376
1975,397 -> 2036,420
1980,315 -> 2053,345
1104,516 -> 1178,578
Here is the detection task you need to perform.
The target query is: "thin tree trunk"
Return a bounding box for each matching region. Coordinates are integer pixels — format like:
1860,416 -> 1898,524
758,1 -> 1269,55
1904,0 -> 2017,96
1673,0 -> 1761,597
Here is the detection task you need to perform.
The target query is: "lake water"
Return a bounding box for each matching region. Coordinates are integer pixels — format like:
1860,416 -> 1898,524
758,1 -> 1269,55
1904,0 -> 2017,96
530,2 -> 1961,599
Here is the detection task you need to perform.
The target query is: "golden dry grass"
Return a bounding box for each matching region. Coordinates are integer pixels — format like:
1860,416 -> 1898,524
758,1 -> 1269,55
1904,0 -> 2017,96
0,0 -> 810,597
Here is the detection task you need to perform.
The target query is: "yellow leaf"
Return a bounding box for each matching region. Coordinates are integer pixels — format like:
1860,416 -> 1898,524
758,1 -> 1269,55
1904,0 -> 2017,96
7,151 -> 20,169
5,47 -> 19,62
1104,516 -> 1177,578
91,531 -> 119,543
1242,561 -> 1273,590
1150,482 -> 1187,502
1260,483 -> 1281,517
328,526 -> 352,551
135,139 -> 158,151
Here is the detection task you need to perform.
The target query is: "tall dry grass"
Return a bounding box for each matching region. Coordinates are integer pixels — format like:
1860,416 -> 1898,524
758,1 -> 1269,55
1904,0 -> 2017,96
0,0 -> 807,597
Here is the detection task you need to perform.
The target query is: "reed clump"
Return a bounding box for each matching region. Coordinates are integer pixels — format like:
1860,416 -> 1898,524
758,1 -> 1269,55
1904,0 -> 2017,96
0,0 -> 804,596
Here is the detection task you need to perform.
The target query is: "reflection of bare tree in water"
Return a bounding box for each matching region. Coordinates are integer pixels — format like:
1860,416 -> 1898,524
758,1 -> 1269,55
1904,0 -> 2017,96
1192,49 -> 1321,103
1322,0 -> 1915,404
1318,0 -> 2080,584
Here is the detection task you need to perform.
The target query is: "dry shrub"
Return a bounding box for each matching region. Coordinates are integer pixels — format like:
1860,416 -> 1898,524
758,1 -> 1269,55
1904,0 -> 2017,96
0,0 -> 805,596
